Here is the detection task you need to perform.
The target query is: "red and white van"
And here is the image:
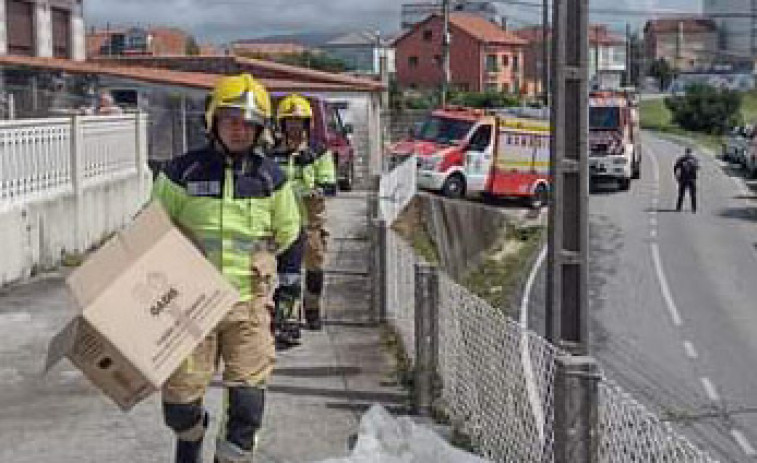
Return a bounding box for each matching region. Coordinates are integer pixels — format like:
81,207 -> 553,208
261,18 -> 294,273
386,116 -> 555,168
388,106 -> 551,206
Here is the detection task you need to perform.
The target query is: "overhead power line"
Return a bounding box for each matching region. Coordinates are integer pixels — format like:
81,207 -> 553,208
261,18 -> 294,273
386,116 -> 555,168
490,0 -> 756,18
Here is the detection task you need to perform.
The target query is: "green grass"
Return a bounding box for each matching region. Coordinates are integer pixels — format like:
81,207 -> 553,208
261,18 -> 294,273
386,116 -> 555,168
462,225 -> 545,318
639,98 -> 723,152
740,90 -> 757,123
639,91 -> 757,154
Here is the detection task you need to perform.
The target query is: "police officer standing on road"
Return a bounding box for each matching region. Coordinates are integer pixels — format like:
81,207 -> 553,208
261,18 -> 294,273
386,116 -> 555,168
272,94 -> 337,338
152,74 -> 301,463
674,147 -> 700,213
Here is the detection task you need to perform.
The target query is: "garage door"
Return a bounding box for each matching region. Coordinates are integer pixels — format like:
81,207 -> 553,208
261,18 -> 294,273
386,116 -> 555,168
7,0 -> 34,56
52,7 -> 71,58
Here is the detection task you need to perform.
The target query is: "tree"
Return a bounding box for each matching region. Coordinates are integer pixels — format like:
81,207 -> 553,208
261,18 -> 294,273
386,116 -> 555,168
664,84 -> 743,135
185,35 -> 200,56
648,58 -> 674,91
234,50 -> 353,73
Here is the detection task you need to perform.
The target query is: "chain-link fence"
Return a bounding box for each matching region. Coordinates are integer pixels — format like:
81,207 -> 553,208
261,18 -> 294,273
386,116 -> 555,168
369,160 -> 719,462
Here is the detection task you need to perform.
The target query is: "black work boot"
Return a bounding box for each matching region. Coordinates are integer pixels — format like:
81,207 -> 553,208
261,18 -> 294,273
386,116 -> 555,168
176,438 -> 204,463
305,309 -> 322,331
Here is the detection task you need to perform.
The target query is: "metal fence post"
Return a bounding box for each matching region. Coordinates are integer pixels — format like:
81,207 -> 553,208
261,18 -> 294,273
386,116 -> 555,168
554,354 -> 600,463
135,112 -> 149,196
377,220 -> 388,323
414,262 -> 439,416
369,174 -> 382,324
7,93 -> 15,120
70,115 -> 84,252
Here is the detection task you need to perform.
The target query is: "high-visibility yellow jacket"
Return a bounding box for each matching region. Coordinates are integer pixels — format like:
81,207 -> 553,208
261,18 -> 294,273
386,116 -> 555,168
152,146 -> 300,301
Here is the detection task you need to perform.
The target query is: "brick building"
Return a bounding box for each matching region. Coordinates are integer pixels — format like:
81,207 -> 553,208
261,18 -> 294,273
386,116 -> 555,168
394,13 -> 526,94
644,19 -> 718,72
87,26 -> 192,58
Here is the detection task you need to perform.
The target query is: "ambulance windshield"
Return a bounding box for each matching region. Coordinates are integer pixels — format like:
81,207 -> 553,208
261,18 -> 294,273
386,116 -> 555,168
417,116 -> 474,145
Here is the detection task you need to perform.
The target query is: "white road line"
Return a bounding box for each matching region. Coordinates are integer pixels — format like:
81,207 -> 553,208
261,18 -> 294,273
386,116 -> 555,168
700,377 -> 721,402
651,243 -> 683,327
520,246 -> 547,329
650,229 -> 658,239
519,245 -> 548,445
731,429 -> 757,457
683,341 -> 699,360
646,147 -> 683,327
649,148 -> 661,184
649,216 -> 658,228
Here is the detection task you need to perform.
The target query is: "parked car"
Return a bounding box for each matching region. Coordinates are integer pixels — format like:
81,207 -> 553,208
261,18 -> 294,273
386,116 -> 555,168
745,137 -> 757,178
722,125 -> 753,165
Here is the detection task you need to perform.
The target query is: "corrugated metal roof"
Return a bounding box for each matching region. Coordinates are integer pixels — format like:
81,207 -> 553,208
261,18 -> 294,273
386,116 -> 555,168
90,55 -> 386,92
0,55 -> 382,93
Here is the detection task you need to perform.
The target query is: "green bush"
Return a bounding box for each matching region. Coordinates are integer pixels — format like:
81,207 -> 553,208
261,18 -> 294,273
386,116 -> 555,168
664,84 -> 743,135
447,90 -> 521,108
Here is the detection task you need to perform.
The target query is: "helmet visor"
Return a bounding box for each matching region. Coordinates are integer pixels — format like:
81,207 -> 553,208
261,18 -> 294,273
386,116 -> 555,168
216,91 -> 266,126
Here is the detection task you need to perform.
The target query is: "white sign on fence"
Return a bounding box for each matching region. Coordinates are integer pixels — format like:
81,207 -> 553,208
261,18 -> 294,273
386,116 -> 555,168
378,155 -> 416,225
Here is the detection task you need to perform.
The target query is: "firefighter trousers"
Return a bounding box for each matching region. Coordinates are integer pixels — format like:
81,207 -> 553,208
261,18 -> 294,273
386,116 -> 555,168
303,195 -> 328,315
162,251 -> 277,404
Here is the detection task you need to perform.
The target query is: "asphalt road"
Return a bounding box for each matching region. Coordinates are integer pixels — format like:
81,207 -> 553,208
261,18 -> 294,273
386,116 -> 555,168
528,133 -> 757,462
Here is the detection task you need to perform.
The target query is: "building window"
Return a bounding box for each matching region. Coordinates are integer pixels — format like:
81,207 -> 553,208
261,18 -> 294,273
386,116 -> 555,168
503,83 -> 510,93
408,56 -> 419,68
433,55 -> 442,66
423,30 -> 433,41
485,82 -> 498,92
485,54 -> 498,72
502,55 -> 510,67
512,56 -> 519,71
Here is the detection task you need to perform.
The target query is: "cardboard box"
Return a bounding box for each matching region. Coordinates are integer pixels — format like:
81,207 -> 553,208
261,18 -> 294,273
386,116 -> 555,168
45,202 -> 240,411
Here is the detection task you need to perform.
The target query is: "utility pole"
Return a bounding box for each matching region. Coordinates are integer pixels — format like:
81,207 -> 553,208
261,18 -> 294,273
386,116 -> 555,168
441,0 -> 451,107
675,20 -> 682,75
548,0 -> 599,459
593,25 -> 600,89
626,23 -> 631,87
542,0 -> 550,106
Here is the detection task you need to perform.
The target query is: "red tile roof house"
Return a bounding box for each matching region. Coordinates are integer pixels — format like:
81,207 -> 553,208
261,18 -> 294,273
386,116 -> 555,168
393,12 -> 528,95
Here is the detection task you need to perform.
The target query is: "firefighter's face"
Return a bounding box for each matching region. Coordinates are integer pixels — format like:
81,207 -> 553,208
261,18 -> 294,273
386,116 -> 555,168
216,108 -> 259,154
283,118 -> 307,148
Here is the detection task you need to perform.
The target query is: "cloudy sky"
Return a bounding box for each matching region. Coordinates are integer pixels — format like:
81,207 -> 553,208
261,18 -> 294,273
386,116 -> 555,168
84,0 -> 701,44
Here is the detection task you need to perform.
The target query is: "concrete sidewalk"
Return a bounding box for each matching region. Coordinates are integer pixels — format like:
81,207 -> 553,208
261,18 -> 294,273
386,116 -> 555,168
0,191 -> 408,463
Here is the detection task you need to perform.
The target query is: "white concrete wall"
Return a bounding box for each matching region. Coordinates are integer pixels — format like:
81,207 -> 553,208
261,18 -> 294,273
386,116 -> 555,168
0,114 -> 152,286
35,2 -> 53,58
70,1 -> 85,61
0,173 -> 150,285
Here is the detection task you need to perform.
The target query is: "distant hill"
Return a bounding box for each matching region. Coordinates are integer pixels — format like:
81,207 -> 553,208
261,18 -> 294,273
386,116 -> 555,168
233,32 -> 344,48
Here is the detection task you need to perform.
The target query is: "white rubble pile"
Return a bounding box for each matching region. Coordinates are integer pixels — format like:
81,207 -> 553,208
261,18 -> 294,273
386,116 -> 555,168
314,405 -> 490,463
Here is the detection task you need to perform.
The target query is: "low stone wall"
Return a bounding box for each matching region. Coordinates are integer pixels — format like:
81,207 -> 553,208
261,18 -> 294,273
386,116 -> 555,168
400,193 -> 510,281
